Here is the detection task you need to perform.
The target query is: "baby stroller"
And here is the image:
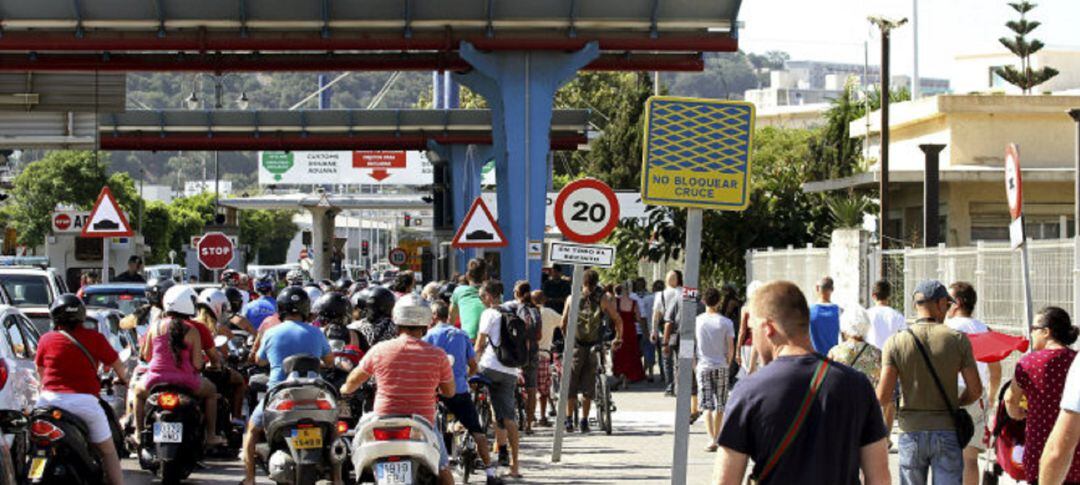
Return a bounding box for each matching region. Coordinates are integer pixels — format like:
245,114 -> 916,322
982,380 -> 1026,485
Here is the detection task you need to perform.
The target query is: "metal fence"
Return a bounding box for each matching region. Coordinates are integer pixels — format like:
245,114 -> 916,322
749,239 -> 1077,335
745,244 -> 830,302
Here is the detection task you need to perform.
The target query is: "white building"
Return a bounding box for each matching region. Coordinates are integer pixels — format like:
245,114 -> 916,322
952,47 -> 1080,94
746,60 -> 951,110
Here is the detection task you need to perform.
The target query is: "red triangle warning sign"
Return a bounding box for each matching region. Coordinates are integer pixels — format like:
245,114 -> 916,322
81,187 -> 134,238
451,197 -> 507,248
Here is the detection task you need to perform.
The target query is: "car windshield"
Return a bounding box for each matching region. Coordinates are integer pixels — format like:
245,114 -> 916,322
85,292 -> 146,315
0,275 -> 52,306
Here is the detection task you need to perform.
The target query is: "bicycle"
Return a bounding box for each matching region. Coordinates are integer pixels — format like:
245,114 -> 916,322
591,342 -> 615,435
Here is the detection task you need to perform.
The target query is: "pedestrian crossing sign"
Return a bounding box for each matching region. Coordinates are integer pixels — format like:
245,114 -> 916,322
641,97 -> 755,211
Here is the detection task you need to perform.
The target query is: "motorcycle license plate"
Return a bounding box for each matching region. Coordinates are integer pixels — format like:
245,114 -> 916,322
153,422 -> 184,443
28,457 -> 47,480
374,461 -> 413,485
290,428 -> 323,449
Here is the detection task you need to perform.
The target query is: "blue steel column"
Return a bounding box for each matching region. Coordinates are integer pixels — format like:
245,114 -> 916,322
428,141 -> 491,275
454,42 -> 599,296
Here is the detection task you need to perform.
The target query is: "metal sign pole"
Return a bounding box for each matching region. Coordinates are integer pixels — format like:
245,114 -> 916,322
671,208 -> 702,485
1019,223 -> 1034,344
102,238 -> 110,283
552,264 -> 584,462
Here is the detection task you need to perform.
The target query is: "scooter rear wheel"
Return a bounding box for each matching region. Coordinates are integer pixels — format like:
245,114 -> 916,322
160,461 -> 189,485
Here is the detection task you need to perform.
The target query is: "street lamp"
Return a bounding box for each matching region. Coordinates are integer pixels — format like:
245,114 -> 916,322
184,73 -> 248,211
236,91 -> 250,110
868,15 -> 908,281
184,91 -> 200,110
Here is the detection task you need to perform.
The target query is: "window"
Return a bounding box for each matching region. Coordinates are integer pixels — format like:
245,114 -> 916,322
0,275 -> 53,306
3,314 -> 37,359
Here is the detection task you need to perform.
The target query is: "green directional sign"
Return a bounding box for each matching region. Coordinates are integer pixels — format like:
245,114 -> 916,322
262,152 -> 295,181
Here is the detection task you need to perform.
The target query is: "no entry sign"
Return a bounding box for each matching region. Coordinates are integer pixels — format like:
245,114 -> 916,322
554,178 -> 620,244
197,232 -> 235,270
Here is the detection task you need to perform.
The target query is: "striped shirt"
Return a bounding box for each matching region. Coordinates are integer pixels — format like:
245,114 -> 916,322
358,334 -> 454,424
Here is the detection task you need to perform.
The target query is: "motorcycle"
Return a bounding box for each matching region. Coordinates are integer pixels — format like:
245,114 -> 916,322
352,414 -> 444,485
256,355 -> 347,485
0,411 -> 26,483
24,398 -> 121,484
138,385 -> 204,484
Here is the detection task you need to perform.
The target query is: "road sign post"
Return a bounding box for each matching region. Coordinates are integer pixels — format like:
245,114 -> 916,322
81,187 -> 135,284
549,179 -> 620,463
1005,143 -> 1034,343
641,96 -> 754,485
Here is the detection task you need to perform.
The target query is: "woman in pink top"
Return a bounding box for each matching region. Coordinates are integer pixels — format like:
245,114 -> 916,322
1005,306 -> 1080,483
132,286 -> 225,446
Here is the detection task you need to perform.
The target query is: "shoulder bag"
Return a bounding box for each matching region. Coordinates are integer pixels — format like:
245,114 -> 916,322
749,357 -> 831,484
847,342 -> 870,367
59,329 -> 99,371
905,328 -> 975,447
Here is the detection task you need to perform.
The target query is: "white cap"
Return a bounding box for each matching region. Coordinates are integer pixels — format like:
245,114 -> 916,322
393,293 -> 433,327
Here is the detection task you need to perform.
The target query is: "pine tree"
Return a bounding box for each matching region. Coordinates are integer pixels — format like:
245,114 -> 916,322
994,1 -> 1058,94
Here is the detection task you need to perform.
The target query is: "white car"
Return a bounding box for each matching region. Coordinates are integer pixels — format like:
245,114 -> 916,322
0,305 -> 39,415
0,267 -> 67,334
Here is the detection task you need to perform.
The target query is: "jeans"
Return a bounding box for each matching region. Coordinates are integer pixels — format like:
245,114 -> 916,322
898,430 -> 964,485
661,348 -> 675,387
638,333 -> 656,373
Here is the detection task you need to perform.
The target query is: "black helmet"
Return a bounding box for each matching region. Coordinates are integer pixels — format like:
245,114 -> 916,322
224,287 -> 246,314
350,288 -> 368,318
364,286 -> 396,322
348,280 -> 368,297
314,293 -> 351,326
319,279 -> 335,293
438,282 -> 457,304
335,278 -> 353,293
146,277 -> 175,307
276,286 -> 311,321
50,293 -> 86,327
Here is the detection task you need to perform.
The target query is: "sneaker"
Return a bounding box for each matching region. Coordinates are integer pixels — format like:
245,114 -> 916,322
564,418 -> 574,433
498,448 -> 510,467
579,419 -> 590,434
689,411 -> 702,425
704,443 -> 718,452
664,389 -> 676,397
486,476 -> 505,485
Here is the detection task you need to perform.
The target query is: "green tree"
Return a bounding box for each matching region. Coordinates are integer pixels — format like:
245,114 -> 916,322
240,209 -> 299,264
994,1 -> 1058,94
141,201 -> 174,263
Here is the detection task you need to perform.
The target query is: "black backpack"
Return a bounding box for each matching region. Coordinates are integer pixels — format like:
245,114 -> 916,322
492,304 -> 530,368
507,301 -> 543,357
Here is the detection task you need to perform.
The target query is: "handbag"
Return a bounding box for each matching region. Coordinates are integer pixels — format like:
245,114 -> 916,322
748,358 -> 831,484
905,329 -> 975,447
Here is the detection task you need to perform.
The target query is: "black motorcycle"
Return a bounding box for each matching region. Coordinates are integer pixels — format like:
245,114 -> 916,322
24,399 -> 121,484
138,386 -> 204,484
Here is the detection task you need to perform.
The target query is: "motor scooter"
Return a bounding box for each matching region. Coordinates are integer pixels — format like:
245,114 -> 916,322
138,385 -> 205,484
352,413 -> 444,485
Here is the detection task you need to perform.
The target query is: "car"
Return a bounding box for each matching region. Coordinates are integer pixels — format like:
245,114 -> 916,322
145,264 -> 186,283
0,305 -> 40,414
80,283 -> 148,316
0,267 -> 67,334
85,307 -> 139,419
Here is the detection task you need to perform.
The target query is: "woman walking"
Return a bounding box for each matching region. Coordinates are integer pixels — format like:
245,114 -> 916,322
612,284 -> 645,388
1005,306 -> 1080,484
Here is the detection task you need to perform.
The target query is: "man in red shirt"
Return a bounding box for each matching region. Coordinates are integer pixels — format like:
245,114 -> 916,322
35,294 -> 129,485
341,294 -> 455,485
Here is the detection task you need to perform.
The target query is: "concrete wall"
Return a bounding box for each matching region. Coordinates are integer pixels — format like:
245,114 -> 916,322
948,111 -> 1077,169
828,228 -> 869,308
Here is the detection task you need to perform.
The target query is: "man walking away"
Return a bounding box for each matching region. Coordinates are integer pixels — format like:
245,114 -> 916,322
633,278 -> 657,381
865,280 -> 907,436
450,258 -> 488,340
713,280 -> 890,485
877,280 -> 982,485
655,271 -> 683,396
808,277 -> 840,354
475,280 -> 524,478
696,288 -> 735,452
561,269 -> 623,433
945,281 -> 1001,485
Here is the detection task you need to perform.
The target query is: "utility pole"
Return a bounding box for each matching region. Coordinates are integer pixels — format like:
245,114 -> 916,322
869,15 -> 908,279
912,0 -> 921,99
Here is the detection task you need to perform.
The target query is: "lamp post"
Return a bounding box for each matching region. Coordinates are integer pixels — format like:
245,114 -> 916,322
185,74 -> 249,211
868,15 -> 908,280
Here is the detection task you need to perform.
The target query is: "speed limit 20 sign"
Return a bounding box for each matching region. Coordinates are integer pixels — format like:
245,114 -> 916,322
554,178 -> 620,244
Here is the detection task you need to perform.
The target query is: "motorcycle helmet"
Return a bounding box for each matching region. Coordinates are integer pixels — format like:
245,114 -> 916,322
364,286 -> 397,322
145,277 -> 175,307
350,288 -> 369,319
220,269 -> 240,287
437,282 -> 457,305
303,284 -> 324,302
348,280 -> 368,296
276,286 -> 311,321
314,293 -> 352,326
285,269 -> 305,287
318,279 -> 335,293
163,285 -> 198,317
50,293 -> 86,327
224,287 -> 246,314
198,288 -> 229,321
334,278 -> 353,293
254,276 -> 275,295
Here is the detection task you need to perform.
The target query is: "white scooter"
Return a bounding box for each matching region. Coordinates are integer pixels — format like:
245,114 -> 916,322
351,414 -> 443,485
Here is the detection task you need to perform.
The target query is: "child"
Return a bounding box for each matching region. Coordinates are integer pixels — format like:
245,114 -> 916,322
695,287 -> 735,452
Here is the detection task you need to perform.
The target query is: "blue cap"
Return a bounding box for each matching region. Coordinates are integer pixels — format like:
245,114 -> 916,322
913,280 -> 954,304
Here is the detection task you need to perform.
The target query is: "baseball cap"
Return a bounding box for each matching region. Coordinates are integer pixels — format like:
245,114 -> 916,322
913,280 -> 955,304
393,293 -> 433,327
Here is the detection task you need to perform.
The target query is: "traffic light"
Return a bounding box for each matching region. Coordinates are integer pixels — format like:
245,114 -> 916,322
403,213 -> 411,227
361,240 -> 369,257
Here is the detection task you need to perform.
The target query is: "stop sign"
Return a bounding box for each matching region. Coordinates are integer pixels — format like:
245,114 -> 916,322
197,232 -> 234,270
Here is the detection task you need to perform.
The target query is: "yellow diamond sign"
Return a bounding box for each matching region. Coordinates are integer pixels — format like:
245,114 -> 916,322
641,97 -> 755,211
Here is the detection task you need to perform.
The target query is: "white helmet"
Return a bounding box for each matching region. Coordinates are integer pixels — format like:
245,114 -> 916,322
198,288 -> 229,321
163,285 -> 198,317
304,285 -> 324,302
393,293 -> 432,328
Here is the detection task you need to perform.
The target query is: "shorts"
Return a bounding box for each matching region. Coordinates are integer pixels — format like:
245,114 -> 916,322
480,368 -> 519,426
521,353 -> 539,390
697,367 -> 730,412
441,393 -> 483,435
537,353 -> 553,398
36,392 -> 113,444
964,398 -> 988,450
570,344 -> 599,400
250,400 -> 266,428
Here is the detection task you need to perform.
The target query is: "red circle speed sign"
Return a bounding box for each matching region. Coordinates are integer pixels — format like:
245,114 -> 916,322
197,232 -> 235,270
389,248 -> 408,267
554,178 -> 620,244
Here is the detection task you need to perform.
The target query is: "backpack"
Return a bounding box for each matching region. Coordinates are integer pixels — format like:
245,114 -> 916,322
577,290 -> 606,345
506,301 -> 543,358
492,305 -> 530,368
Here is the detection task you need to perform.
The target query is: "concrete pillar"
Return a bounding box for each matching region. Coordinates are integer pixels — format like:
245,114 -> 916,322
454,42 -> 599,297
828,228 -> 869,309
308,206 -> 340,281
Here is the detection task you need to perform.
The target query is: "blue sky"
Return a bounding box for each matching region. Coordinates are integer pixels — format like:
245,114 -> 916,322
738,0 -> 1080,79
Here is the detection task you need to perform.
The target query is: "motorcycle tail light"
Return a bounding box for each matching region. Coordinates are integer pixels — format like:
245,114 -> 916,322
271,398 -> 335,411
30,420 -> 64,445
373,426 -> 411,441
158,392 -> 180,411
337,421 -> 348,434
0,359 -> 7,390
